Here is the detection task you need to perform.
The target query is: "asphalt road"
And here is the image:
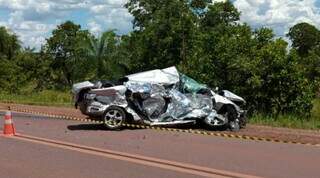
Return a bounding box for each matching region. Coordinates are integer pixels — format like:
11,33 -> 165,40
1,111 -> 320,178
0,136 -> 201,178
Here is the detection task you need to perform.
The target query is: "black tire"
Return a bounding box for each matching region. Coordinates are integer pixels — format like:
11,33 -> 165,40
77,89 -> 90,115
78,102 -> 88,115
225,105 -> 240,132
103,106 -> 126,130
239,115 -> 247,129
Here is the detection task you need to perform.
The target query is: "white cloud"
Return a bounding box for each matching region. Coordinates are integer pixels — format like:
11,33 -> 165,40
0,0 -> 133,49
90,8 -> 133,34
90,5 -> 108,14
10,21 -> 55,49
0,0 -> 90,11
89,0 -> 132,34
234,0 -> 320,37
88,20 -> 102,35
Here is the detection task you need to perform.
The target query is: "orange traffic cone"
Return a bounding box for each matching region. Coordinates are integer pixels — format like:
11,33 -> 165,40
3,111 -> 15,136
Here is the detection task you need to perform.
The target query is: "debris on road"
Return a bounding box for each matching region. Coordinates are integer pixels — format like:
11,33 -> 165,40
72,66 -> 246,131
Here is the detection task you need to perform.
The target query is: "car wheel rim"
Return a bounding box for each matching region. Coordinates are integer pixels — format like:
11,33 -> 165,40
104,110 -> 123,128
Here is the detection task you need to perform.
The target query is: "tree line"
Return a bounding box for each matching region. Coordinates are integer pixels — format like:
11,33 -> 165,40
0,0 -> 319,117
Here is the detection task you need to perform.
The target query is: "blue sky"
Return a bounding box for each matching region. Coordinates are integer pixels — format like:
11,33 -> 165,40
0,0 -> 320,49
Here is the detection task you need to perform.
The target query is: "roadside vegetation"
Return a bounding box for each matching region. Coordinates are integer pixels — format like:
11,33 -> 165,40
250,99 -> 320,130
0,0 -> 319,130
0,91 -> 73,107
312,99 -> 320,120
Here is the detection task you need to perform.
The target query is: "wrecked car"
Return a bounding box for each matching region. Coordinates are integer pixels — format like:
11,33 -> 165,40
72,67 -> 246,131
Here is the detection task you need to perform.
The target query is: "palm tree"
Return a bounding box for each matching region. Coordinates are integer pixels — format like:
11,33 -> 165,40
85,30 -> 119,79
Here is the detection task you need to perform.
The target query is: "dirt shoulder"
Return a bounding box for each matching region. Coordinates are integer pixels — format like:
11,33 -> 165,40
1,103 -> 320,144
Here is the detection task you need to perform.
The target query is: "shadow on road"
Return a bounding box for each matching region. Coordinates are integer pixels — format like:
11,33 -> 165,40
67,124 -> 106,131
66,122 -> 229,132
67,124 -> 145,131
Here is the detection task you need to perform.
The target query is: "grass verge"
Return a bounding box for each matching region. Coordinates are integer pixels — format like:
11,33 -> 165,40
0,90 -> 73,107
249,99 -> 320,130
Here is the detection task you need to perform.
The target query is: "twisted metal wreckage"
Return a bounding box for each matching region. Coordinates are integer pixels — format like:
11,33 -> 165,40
72,67 -> 247,131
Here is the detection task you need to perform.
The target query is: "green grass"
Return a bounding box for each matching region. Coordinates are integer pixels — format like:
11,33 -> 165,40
249,99 -> 320,130
0,90 -> 73,107
312,98 -> 320,120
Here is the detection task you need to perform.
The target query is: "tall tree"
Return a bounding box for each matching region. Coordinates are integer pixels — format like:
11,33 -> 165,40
45,21 -> 90,87
125,0 -> 197,72
0,27 -> 21,60
0,26 -> 21,93
287,22 -> 320,91
84,30 -> 120,79
182,0 -> 244,88
200,0 -> 240,28
287,22 -> 320,56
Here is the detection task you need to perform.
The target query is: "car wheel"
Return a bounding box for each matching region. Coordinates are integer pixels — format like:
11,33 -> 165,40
78,102 -> 88,115
229,120 -> 240,131
225,105 -> 240,132
239,115 -> 247,129
103,106 -> 126,130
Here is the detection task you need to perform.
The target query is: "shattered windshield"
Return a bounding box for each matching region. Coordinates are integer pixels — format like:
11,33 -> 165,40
179,74 -> 208,94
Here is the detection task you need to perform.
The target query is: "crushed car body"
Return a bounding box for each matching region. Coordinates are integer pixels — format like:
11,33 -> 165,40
72,66 -> 246,131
